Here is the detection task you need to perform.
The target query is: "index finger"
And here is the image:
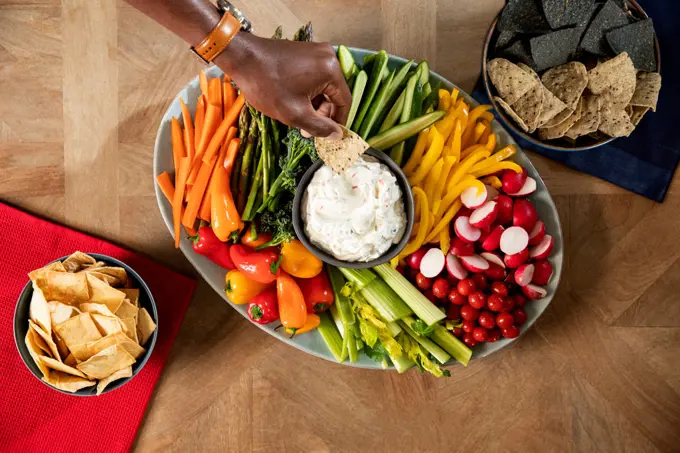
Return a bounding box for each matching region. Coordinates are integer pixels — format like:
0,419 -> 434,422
322,69 -> 352,127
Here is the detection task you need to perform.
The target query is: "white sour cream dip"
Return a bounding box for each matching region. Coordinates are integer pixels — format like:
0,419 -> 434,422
302,155 -> 406,262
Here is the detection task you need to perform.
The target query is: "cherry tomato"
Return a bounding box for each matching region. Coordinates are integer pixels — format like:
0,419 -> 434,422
415,273 -> 432,290
487,328 -> 502,342
462,320 -> 476,333
502,325 -> 520,339
457,278 -> 477,297
448,289 -> 467,305
513,307 -> 527,325
478,311 -> 496,329
407,248 -> 428,269
503,296 -> 516,312
514,294 -> 528,307
473,327 -> 489,342
468,291 -> 487,310
446,304 -> 461,320
460,304 -> 479,321
423,290 -> 437,304
487,294 -> 505,312
405,266 -> 419,282
472,273 -> 488,290
496,312 -> 514,329
491,281 -> 509,296
432,278 -> 450,299
451,326 -> 464,337
462,332 -> 478,348
446,275 -> 460,287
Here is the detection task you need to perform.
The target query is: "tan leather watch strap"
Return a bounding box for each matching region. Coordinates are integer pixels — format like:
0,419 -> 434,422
191,12 -> 241,64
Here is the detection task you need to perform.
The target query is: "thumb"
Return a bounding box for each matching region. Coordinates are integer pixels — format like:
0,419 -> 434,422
294,108 -> 343,139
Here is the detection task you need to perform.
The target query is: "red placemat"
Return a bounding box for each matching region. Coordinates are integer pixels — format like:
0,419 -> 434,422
0,203 -> 196,453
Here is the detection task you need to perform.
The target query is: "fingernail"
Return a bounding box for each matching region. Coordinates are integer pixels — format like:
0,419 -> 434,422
300,129 -> 312,138
327,130 -> 343,141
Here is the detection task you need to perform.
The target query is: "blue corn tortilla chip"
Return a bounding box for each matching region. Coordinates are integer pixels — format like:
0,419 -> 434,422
541,0 -> 596,30
530,27 -> 582,71
606,18 -> 657,72
579,0 -> 629,56
499,0 -> 551,33
496,31 -> 519,49
499,39 -> 537,70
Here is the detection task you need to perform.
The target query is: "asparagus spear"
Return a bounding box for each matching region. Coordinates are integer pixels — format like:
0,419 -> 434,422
242,136 -> 263,221
237,108 -> 259,214
258,114 -> 270,201
272,26 -> 283,40
293,22 -> 313,42
231,106 -> 249,200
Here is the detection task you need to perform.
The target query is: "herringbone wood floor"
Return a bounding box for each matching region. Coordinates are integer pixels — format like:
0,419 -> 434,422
1,1 -> 679,452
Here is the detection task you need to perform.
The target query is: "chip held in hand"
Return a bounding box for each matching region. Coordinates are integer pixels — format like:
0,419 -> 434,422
314,125 -> 370,174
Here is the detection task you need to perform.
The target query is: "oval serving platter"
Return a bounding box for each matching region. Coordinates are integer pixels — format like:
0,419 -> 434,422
153,47 -> 564,369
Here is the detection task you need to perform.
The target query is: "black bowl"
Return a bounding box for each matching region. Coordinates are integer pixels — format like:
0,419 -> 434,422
292,148 -> 415,269
481,0 -> 661,152
13,253 -> 158,396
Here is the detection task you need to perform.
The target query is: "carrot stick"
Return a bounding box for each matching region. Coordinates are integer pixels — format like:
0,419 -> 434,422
196,102 -> 221,160
194,95 -> 206,151
183,156 -> 218,229
156,172 -> 175,202
202,137 -> 230,222
204,126 -> 237,166
198,190 -> 212,222
180,98 -> 195,162
208,77 -> 223,119
199,71 -> 209,98
223,80 -> 236,114
171,118 -> 185,176
173,157 -> 191,249
224,138 -> 242,177
201,95 -> 245,164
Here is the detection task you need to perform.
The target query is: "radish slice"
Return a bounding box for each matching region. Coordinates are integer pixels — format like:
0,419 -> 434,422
504,248 -> 529,268
500,226 -> 529,255
529,234 -> 554,260
532,259 -> 553,285
481,225 -> 504,252
469,201 -> 498,228
485,185 -> 499,201
450,238 -> 475,257
460,254 -> 490,272
506,177 -> 536,197
502,168 -> 527,194
484,263 -> 506,280
446,253 -> 468,280
513,199 -> 537,232
522,284 -> 547,300
514,264 -> 535,287
495,195 -> 514,225
528,220 -> 546,246
454,216 -> 482,243
461,185 -> 487,209
420,248 -> 445,278
480,251 -> 506,268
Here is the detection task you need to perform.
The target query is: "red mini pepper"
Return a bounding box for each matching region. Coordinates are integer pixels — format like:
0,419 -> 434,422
229,244 -> 280,284
247,288 -> 279,324
190,226 -> 235,270
297,270 -> 334,313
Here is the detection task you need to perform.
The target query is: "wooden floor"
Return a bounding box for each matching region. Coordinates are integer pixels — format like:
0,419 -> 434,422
2,0 -> 680,451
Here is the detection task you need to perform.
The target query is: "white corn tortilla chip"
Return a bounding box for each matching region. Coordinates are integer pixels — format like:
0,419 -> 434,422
47,301 -> 80,326
495,96 -> 529,132
29,284 -> 52,336
598,56 -> 636,111
136,308 -> 156,346
629,106 -> 649,126
86,274 -> 126,313
72,332 -> 145,361
43,371 -> 96,393
25,328 -> 51,377
54,313 -> 102,349
120,288 -> 140,306
538,97 -> 584,140
39,355 -> 88,378
62,251 -> 97,273
79,302 -> 116,317
541,62 -> 588,111
45,271 -> 90,303
630,72 -> 661,112
599,104 -> 635,138
91,313 -> 126,336
29,320 -> 61,361
565,95 -> 602,139
120,317 -> 139,344
76,345 -> 136,380
517,63 -> 566,129
487,58 -> 538,104
315,125 -> 369,174
115,299 -> 139,320
96,366 -> 132,395
587,52 -> 631,95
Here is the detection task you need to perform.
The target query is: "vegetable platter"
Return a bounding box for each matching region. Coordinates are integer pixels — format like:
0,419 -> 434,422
153,38 -> 563,374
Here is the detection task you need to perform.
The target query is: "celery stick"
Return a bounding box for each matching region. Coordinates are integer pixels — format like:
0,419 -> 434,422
337,267 -> 375,290
373,264 -> 446,326
400,320 -> 450,365
431,325 -> 472,366
329,304 -> 345,337
318,312 -> 346,362
328,266 -> 356,325
390,353 -> 415,373
356,278 -> 412,322
388,321 -> 402,337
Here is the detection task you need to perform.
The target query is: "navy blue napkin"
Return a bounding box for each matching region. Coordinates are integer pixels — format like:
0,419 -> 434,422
473,0 -> 679,202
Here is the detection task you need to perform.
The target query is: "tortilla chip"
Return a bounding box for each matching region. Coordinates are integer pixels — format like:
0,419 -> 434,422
84,271 -> 118,287
91,313 -> 125,336
62,251 -> 97,273
518,63 -> 568,128
630,72 -> 661,112
53,332 -> 70,360
28,261 -> 66,287
25,328 -> 51,377
86,274 -> 126,312
597,55 -> 636,111
64,353 -> 78,366
529,27 -> 582,72
43,371 -> 96,393
29,284 -> 52,336
120,317 -> 138,343
115,299 -> 139,320
97,366 -> 132,395
540,107 -> 572,129
79,302 -> 116,317
587,52 -> 629,94
541,62 -> 588,111
510,84 -> 544,133
54,313 -> 102,349
599,104 -> 635,137
86,332 -> 145,360
29,324 -> 53,356
29,320 -> 61,361
495,97 -> 529,132
565,95 -> 601,139
76,345 -> 136,380
82,261 -> 106,270
69,343 -> 93,362
538,97 -> 584,140
314,125 -> 368,174
579,0 -> 630,57
487,58 -> 538,104
89,267 -> 128,287
47,301 -> 80,326
45,271 -> 90,303
120,288 -> 140,307
136,308 -> 156,346
606,18 -> 657,72
39,355 -> 88,378
629,106 -> 649,126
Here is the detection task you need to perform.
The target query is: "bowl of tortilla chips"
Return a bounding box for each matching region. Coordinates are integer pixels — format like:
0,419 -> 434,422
481,0 -> 661,151
13,252 -> 158,396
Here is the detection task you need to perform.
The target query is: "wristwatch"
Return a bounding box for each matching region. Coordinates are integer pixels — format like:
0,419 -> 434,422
190,0 -> 253,64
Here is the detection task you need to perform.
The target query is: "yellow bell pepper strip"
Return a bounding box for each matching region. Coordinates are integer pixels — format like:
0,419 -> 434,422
480,111 -> 495,123
447,148 -> 491,188
470,161 -> 523,178
225,269 -> 271,304
280,239 -> 323,278
434,111 -> 456,142
424,159 -> 444,205
440,227 -> 451,255
470,145 -> 517,173
408,128 -> 444,186
398,187 -> 429,258
403,130 -> 429,175
425,200 -> 463,243
460,144 -> 488,161
438,89 -> 451,110
478,120 -> 492,144
432,156 -> 457,214
436,177 -> 485,218
450,88 -> 459,105
481,175 -> 502,189
461,105 -> 492,148
485,132 -> 497,152
452,102 -> 469,131
471,122 -> 487,145
446,118 -> 463,161
285,313 -> 320,336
